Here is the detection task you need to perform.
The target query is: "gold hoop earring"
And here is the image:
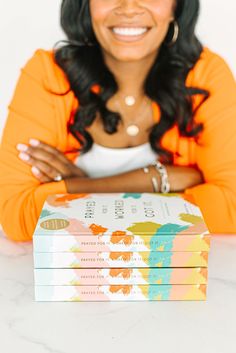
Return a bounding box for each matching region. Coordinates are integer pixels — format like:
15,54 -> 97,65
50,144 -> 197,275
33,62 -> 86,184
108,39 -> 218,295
165,20 -> 179,47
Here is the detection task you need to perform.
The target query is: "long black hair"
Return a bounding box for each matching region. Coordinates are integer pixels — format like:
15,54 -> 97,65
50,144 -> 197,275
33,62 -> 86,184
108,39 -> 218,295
53,0 -> 209,163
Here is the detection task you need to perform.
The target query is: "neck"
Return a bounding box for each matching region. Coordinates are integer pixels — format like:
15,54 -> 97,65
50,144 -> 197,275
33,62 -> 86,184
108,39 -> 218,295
103,51 -> 158,98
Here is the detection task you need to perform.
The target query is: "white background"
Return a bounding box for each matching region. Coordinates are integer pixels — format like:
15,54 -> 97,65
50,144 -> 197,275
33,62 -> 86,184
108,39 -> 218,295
0,0 -> 236,138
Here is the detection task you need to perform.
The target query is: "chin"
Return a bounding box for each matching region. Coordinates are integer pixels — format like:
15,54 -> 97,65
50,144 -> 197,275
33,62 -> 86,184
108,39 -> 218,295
108,46 -> 154,62
114,55 -> 147,62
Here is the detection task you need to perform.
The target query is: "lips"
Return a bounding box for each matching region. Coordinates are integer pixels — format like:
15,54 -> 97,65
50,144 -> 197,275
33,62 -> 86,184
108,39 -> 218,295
109,26 -> 151,43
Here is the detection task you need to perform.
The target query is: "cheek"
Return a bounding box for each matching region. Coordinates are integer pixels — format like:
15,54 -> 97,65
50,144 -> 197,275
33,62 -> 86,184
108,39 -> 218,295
90,0 -> 113,28
150,0 -> 175,22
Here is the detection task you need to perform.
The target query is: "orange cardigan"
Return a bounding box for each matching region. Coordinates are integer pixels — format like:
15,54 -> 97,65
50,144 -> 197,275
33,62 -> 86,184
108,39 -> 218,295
0,47 -> 236,241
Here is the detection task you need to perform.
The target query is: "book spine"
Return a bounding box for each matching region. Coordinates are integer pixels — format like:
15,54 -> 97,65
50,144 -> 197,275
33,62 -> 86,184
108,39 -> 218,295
34,268 -> 208,285
35,284 -> 207,301
33,235 -> 210,252
33,251 -> 208,268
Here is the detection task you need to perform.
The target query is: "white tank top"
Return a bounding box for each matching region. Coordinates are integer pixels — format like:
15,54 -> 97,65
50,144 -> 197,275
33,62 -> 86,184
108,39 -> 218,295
74,142 -> 158,178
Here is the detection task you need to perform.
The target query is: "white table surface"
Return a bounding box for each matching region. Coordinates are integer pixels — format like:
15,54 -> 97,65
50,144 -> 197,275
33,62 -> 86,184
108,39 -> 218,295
0,227 -> 235,353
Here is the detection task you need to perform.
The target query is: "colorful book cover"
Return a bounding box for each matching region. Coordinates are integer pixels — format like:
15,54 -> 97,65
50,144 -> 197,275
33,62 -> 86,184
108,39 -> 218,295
33,192 -> 210,252
34,267 -> 208,285
34,251 -> 208,268
35,284 -> 207,301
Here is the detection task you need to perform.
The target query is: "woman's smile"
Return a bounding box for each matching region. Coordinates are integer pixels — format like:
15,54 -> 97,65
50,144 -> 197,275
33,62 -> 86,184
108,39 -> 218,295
108,26 -> 152,43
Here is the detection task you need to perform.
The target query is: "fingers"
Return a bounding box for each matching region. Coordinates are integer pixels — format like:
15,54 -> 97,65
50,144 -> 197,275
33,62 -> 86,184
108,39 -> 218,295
15,139 -> 86,182
29,139 -> 70,165
31,166 -> 52,183
18,152 -> 62,181
16,140 -> 69,175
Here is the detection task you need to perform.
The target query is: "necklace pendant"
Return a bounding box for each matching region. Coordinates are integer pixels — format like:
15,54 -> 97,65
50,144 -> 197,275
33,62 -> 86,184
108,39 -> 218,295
126,125 -> 140,136
125,96 -> 135,106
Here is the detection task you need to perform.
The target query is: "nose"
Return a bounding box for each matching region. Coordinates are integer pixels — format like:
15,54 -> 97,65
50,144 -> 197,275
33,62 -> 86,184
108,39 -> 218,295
115,0 -> 145,16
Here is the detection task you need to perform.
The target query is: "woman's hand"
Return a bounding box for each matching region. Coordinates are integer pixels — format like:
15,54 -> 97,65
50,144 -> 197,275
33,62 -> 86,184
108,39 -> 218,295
16,138 -> 87,183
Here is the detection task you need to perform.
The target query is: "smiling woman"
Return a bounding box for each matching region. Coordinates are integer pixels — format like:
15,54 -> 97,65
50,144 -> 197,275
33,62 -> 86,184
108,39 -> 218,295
0,0 -> 236,242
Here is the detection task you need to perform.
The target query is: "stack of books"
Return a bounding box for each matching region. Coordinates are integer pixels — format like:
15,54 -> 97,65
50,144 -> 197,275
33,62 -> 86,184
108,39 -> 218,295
33,192 -> 211,301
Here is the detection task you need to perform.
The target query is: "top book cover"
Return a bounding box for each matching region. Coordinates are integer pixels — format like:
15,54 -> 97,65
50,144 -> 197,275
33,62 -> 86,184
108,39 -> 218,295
33,192 -> 210,237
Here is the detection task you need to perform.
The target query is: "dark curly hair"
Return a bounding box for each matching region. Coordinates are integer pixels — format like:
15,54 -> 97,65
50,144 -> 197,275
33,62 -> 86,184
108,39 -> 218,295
52,0 -> 209,163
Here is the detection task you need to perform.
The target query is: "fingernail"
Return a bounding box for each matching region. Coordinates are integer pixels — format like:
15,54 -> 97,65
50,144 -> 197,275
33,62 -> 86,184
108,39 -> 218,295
29,138 -> 40,146
16,143 -> 28,152
32,166 -> 40,175
18,152 -> 30,161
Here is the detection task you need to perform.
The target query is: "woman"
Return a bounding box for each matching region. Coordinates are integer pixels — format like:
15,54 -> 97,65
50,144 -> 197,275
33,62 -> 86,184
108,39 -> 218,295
0,0 -> 236,242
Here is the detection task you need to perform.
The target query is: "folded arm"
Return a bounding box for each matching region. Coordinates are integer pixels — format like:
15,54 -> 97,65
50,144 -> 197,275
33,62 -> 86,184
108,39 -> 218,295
0,50 -> 68,242
184,53 -> 236,233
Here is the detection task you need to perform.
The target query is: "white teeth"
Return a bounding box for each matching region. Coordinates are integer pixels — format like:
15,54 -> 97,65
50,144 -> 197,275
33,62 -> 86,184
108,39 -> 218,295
112,27 -> 148,36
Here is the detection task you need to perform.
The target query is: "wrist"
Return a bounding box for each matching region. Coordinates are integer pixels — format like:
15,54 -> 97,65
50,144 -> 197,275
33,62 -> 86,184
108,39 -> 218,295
65,176 -> 89,194
165,165 -> 204,192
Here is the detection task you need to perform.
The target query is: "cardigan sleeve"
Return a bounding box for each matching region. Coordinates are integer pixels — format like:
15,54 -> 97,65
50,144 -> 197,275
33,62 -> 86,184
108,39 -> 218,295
0,50 -> 68,242
184,52 -> 236,234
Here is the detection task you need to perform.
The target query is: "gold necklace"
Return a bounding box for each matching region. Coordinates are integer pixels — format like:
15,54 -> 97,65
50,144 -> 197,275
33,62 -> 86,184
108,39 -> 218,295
113,94 -> 153,137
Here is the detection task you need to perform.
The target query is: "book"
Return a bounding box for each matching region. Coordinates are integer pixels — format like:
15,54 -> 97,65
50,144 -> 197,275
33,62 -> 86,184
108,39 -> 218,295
34,251 -> 208,268
33,192 -> 211,302
33,234 -> 210,252
33,192 -> 210,252
34,268 -> 208,285
34,284 -> 207,301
